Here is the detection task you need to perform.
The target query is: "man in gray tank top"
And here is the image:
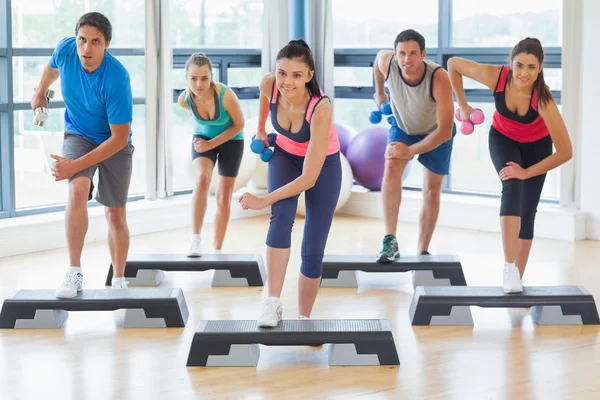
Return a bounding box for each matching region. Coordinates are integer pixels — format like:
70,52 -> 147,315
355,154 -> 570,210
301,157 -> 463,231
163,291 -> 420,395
373,29 -> 456,263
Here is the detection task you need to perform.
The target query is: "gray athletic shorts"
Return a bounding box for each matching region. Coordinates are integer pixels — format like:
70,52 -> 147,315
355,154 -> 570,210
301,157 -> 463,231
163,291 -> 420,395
62,132 -> 134,208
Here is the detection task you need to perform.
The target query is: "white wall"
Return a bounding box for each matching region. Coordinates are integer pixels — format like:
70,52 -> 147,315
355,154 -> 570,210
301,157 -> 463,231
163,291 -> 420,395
578,0 -> 600,239
0,193 -> 270,258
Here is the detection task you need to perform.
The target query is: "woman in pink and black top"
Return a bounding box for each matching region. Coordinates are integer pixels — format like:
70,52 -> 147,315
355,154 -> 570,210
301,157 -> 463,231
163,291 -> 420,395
448,38 -> 572,294
239,40 -> 341,327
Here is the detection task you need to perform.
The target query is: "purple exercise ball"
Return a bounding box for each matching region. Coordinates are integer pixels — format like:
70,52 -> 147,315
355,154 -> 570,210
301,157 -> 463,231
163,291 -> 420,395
334,122 -> 356,156
346,126 -> 412,191
346,126 -> 389,191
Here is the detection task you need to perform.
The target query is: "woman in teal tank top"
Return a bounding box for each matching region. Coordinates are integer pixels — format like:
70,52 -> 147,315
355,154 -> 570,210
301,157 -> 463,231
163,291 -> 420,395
177,53 -> 245,257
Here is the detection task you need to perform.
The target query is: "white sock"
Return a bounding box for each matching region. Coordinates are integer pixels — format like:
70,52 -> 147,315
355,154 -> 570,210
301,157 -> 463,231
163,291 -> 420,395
67,266 -> 82,275
112,277 -> 126,285
214,249 -> 222,254
192,234 -> 201,240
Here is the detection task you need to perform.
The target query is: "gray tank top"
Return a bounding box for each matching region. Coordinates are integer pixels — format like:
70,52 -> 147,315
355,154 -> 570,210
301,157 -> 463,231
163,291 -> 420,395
385,57 -> 442,136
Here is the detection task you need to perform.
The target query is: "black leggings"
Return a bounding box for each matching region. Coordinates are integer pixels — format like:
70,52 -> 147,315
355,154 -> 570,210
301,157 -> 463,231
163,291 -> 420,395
191,136 -> 244,177
489,127 -> 553,240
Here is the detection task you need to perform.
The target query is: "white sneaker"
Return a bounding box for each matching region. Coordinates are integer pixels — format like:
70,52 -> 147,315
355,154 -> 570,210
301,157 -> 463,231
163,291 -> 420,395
111,279 -> 129,289
213,249 -> 222,255
55,272 -> 84,298
257,297 -> 282,328
503,262 -> 523,293
187,235 -> 202,257
299,315 -> 309,320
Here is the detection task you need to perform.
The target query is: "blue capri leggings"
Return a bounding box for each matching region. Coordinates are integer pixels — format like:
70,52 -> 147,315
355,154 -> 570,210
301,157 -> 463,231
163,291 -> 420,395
266,146 -> 342,278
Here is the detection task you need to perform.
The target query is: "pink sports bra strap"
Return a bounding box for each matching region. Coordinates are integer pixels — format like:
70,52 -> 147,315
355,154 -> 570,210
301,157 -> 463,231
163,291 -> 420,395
270,82 -> 327,124
270,84 -> 279,104
305,95 -> 325,123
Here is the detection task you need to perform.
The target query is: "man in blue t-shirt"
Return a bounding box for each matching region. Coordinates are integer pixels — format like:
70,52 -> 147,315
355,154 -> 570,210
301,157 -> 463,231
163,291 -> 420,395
31,12 -> 134,298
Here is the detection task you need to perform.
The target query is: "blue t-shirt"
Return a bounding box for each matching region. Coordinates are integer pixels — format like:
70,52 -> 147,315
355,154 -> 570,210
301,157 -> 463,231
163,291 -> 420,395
50,37 -> 133,144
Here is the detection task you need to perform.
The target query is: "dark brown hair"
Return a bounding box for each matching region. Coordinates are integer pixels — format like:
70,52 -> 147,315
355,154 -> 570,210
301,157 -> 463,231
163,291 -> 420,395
507,37 -> 553,107
276,39 -> 321,98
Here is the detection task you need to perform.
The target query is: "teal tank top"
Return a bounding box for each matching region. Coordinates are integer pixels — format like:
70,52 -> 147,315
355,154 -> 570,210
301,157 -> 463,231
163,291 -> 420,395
185,84 -> 243,140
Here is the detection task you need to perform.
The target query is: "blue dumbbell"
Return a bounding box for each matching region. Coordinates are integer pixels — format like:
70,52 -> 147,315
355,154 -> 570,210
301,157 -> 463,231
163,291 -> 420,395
250,137 -> 266,153
387,116 -> 405,139
369,101 -> 393,124
260,133 -> 277,162
260,149 -> 273,162
251,133 -> 277,162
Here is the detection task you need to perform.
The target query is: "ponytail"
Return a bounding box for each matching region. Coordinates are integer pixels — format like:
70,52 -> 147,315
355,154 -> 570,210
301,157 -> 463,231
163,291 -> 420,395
534,70 -> 553,108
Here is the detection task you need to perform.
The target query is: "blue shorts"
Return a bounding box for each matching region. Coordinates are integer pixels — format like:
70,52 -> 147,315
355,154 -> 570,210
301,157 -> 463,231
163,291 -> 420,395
388,124 -> 456,175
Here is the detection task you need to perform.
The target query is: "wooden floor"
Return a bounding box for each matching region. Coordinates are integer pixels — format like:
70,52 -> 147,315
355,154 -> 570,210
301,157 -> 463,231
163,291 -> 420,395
1,215 -> 600,399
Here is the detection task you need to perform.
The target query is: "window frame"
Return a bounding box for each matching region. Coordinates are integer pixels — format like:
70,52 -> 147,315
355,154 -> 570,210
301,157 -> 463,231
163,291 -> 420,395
332,0 -> 562,202
0,0 -> 262,218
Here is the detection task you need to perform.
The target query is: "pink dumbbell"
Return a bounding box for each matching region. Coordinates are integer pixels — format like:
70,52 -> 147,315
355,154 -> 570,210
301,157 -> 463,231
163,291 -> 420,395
455,108 -> 485,135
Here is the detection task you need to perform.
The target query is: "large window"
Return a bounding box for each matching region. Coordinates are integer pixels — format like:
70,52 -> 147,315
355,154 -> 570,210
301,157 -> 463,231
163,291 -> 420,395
450,103 -> 499,194
2,0 -> 565,218
12,105 -> 146,210
170,0 -> 263,48
12,109 -> 67,209
332,0 -> 562,201
170,61 -> 261,193
332,0 -> 439,48
12,57 -> 64,102
333,67 -> 372,88
170,1 -> 263,193
2,0 -> 147,216
452,0 -> 562,47
11,0 -> 145,48
1,0 -> 263,218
